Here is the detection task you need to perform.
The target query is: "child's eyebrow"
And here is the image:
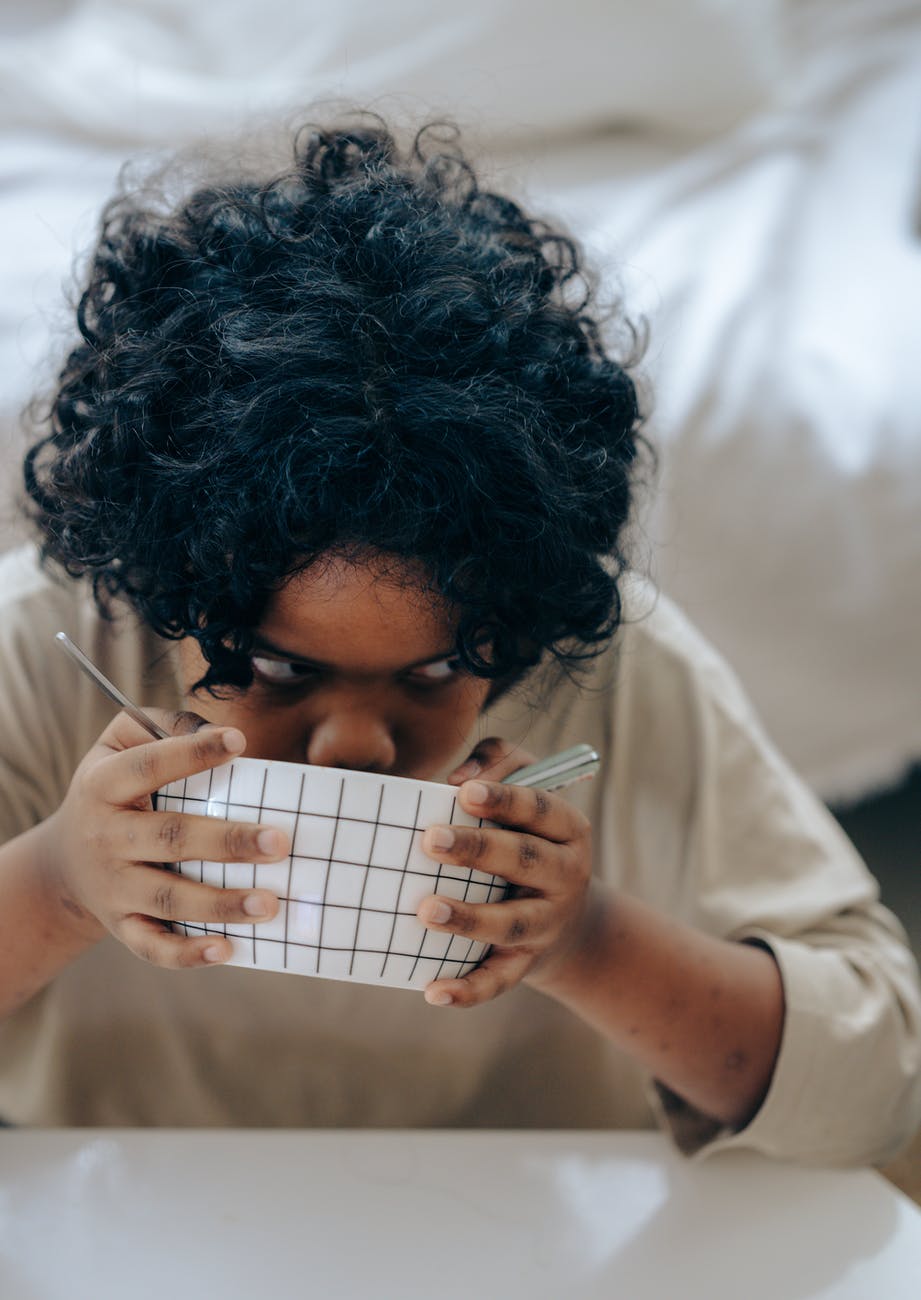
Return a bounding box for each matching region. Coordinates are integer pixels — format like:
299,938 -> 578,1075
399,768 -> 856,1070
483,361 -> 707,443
249,634 -> 459,672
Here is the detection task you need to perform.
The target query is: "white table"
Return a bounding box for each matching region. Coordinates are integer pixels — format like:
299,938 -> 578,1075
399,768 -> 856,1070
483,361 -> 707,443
1,1130 -> 919,1299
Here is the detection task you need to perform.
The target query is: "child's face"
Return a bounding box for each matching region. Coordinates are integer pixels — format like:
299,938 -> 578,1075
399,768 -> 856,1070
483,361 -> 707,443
176,553 -> 493,779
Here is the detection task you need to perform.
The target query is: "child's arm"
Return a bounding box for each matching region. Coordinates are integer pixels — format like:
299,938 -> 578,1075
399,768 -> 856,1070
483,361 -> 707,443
418,744 -> 921,1163
0,710 -> 289,1022
0,819 -> 105,1020
524,885 -> 785,1131
417,776 -> 783,1129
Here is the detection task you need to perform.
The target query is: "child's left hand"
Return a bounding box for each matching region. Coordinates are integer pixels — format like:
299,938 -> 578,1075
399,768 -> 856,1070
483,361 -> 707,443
417,737 -> 594,1008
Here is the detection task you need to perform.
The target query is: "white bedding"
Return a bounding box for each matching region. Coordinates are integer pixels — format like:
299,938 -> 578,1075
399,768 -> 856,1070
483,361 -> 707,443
0,0 -> 919,803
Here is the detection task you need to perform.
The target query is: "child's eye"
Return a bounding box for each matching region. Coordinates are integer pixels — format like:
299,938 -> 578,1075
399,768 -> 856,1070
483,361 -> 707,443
404,657 -> 464,685
250,656 -> 318,686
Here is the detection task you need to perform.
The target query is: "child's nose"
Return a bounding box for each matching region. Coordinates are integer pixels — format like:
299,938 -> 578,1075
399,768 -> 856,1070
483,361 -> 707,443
304,710 -> 397,774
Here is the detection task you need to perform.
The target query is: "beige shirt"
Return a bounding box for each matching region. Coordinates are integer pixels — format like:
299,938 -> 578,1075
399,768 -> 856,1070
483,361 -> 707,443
0,544 -> 918,1163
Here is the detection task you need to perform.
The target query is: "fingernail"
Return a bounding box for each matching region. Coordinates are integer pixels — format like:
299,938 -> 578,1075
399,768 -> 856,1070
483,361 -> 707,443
257,829 -> 286,856
429,827 -> 455,852
426,900 -> 453,924
452,760 -> 481,781
426,989 -> 454,1006
203,945 -> 226,963
465,780 -> 490,805
243,893 -> 272,917
222,729 -> 246,754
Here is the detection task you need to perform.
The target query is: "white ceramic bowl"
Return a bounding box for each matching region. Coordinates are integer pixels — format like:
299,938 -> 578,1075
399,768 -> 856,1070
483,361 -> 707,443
156,756 -> 506,990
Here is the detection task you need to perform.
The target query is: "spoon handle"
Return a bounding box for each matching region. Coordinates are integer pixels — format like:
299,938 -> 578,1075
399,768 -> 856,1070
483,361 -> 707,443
55,632 -> 170,740
502,743 -> 600,793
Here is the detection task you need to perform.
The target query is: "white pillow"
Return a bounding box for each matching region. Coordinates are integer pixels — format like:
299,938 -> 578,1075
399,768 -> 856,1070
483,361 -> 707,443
0,0 -> 786,145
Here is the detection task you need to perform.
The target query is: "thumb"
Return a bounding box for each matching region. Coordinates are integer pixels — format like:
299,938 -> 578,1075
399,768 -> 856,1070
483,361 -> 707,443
448,736 -> 538,785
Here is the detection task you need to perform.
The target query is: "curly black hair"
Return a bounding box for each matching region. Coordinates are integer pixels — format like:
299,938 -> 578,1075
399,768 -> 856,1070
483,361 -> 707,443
23,113 -> 651,693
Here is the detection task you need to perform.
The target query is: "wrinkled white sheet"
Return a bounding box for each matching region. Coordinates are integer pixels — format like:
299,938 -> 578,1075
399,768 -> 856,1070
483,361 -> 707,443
0,0 -> 919,803
500,0 -> 921,802
0,0 -> 784,143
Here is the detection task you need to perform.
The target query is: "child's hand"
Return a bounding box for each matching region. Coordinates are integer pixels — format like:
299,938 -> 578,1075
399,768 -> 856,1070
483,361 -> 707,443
40,709 -> 288,969
419,737 -> 593,1008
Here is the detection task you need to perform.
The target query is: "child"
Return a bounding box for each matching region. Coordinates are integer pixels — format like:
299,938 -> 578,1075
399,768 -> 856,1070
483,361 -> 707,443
0,115 -> 918,1158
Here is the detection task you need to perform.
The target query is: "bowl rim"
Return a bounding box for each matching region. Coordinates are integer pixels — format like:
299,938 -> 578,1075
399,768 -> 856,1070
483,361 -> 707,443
205,753 -> 462,798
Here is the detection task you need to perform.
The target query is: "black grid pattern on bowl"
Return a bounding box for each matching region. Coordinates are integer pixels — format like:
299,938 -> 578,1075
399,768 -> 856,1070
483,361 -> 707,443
157,764 -> 507,985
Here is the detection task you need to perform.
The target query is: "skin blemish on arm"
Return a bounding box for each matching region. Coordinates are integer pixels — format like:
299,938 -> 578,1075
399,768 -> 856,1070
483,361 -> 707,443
60,897 -> 90,922
664,992 -> 687,1022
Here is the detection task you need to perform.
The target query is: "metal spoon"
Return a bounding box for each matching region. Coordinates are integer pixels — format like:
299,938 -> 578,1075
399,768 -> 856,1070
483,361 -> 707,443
55,631 -> 170,740
500,743 -> 600,792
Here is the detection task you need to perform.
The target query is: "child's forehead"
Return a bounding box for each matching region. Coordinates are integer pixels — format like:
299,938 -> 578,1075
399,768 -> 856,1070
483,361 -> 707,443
283,549 -> 430,597
258,551 -> 459,668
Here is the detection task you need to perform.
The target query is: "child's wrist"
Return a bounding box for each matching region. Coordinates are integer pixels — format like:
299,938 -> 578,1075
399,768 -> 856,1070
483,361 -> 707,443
524,879 -> 615,1001
33,814 -> 106,945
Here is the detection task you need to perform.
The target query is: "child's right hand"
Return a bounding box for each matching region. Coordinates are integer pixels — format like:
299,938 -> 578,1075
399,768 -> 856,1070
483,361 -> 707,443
40,708 -> 287,969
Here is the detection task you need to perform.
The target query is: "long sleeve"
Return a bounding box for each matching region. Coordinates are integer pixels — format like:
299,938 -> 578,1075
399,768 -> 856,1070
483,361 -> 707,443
604,586 -> 921,1164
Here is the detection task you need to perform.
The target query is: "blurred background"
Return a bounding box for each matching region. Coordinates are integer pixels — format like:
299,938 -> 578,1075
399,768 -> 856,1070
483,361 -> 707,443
0,0 -> 918,1186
